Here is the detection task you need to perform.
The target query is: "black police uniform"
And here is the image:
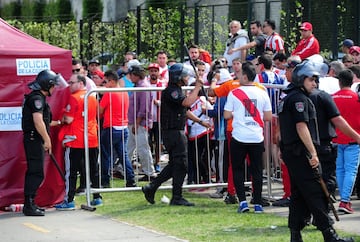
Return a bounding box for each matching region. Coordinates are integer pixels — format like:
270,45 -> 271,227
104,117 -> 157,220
150,83 -> 188,199
310,88 -> 340,197
278,87 -> 333,232
22,91 -> 51,200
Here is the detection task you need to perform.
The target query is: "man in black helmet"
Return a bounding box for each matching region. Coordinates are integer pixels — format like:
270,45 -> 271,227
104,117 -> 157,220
22,69 -> 63,216
278,61 -> 354,242
142,63 -> 210,206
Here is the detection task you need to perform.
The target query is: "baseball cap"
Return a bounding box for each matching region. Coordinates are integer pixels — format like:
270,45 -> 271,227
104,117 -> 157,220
88,59 -> 100,65
217,68 -> 232,85
128,65 -> 145,75
299,22 -> 312,31
343,39 -> 354,48
127,59 -> 141,68
284,60 -> 301,68
91,69 -> 104,79
148,63 -> 160,70
349,46 -> 360,55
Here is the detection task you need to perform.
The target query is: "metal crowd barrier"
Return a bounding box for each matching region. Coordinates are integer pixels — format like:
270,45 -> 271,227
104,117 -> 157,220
81,84 -> 286,209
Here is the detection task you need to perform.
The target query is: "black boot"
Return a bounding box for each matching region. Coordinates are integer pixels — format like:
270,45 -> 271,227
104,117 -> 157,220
23,196 -> 45,216
142,183 -> 156,204
290,230 -> 303,242
322,227 -> 354,242
31,195 -> 45,212
126,180 -> 137,187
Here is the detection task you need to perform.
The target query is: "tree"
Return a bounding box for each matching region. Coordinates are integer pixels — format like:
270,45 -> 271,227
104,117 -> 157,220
57,0 -> 74,22
83,0 -> 103,21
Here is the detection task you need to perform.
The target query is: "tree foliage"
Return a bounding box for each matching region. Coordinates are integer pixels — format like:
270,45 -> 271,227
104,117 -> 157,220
83,0 -> 103,21
57,0 -> 74,22
2,0 -> 355,66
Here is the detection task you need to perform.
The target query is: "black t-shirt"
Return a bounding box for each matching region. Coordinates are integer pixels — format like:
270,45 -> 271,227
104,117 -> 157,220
22,91 -> 51,134
309,89 -> 340,143
278,88 -> 318,145
160,84 -> 186,130
254,33 -> 267,57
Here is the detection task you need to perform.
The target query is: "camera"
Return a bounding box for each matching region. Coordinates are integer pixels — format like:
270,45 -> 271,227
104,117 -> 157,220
207,58 -> 227,82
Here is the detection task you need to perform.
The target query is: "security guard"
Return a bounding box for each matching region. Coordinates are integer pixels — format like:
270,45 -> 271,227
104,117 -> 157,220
278,61 -> 353,242
142,63 -> 210,206
22,69 -> 61,216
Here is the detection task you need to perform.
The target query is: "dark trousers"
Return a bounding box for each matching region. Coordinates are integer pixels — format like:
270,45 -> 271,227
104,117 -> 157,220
230,138 -> 264,204
152,130 -> 187,198
66,147 -> 101,202
188,135 -> 209,184
282,143 -> 333,231
213,140 -> 229,183
316,143 -> 338,195
23,133 -> 44,197
148,122 -> 161,164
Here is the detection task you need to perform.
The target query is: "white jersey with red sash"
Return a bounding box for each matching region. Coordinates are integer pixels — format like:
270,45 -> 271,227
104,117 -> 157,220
265,32 -> 285,54
224,85 -> 272,143
187,97 -> 213,140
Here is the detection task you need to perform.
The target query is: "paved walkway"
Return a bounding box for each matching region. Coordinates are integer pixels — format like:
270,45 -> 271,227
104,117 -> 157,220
0,208 -> 185,242
263,185 -> 360,236
1,183 -> 359,242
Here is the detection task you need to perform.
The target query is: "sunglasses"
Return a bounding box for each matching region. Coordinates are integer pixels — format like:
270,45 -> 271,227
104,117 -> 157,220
102,79 -> 110,85
72,68 -> 81,73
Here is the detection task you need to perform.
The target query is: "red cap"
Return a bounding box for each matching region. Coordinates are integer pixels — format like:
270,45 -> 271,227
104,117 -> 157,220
148,63 -> 160,70
300,22 -> 312,31
91,70 -> 104,79
350,46 -> 360,55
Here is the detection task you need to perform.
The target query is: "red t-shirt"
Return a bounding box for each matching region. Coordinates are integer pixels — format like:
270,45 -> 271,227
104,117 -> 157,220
63,89 -> 98,148
100,92 -> 129,128
332,89 -> 360,144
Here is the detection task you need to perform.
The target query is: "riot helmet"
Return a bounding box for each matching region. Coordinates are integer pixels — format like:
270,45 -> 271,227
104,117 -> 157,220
291,61 -> 320,88
169,63 -> 191,85
28,70 -> 66,95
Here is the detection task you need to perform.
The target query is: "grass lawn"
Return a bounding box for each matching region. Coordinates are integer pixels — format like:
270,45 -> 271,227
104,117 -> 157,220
76,181 -> 360,242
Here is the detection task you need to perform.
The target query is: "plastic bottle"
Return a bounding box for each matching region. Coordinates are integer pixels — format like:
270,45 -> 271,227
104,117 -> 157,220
5,204 -> 24,212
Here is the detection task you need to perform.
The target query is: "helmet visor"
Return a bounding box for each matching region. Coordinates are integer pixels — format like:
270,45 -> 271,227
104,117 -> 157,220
55,73 -> 69,89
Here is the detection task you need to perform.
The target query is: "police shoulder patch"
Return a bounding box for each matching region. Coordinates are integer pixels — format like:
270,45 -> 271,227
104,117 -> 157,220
171,90 -> 179,99
295,102 -> 304,112
34,99 -> 43,110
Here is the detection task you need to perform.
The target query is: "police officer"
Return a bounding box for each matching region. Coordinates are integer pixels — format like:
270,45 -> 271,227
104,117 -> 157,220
310,64 -> 360,201
142,63 -> 210,206
22,69 -> 61,216
278,61 -> 353,242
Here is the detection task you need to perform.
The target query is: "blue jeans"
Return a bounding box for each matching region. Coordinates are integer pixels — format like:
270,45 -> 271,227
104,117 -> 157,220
336,144 -> 360,202
101,127 -> 135,184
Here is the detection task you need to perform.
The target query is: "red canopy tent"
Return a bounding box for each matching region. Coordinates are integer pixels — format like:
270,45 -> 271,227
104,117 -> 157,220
0,18 -> 72,208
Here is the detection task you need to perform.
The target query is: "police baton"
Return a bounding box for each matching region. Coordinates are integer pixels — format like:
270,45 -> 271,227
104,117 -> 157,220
183,44 -> 208,101
313,167 -> 340,221
49,153 -> 66,182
